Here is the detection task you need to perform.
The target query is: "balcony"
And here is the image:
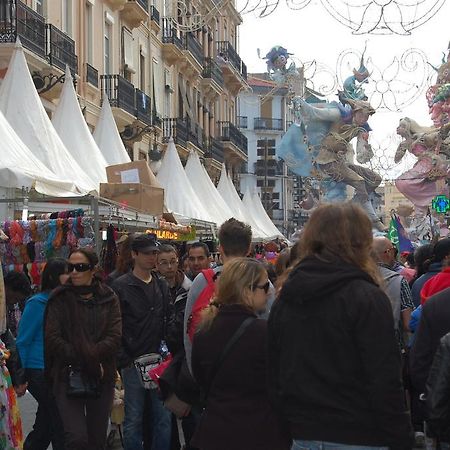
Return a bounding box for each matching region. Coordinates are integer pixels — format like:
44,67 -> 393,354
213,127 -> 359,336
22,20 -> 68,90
0,0 -> 46,58
162,118 -> 188,148
135,88 -> 152,126
100,74 -> 136,128
86,63 -> 98,88
184,32 -> 203,66
150,6 -> 160,32
254,117 -> 283,131
204,137 -> 224,163
216,41 -> 248,94
121,0 -> 149,29
105,0 -> 127,10
162,18 -> 184,66
46,24 -> 78,74
237,116 -> 248,129
186,118 -> 205,151
201,57 -> 224,98
217,121 -> 248,161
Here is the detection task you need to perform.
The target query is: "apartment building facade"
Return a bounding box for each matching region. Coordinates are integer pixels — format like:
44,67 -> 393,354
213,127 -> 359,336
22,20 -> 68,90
238,74 -> 303,236
0,0 -> 248,178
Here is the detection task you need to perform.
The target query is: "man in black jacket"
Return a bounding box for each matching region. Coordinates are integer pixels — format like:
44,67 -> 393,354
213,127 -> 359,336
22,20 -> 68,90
410,287 -> 450,395
112,234 -> 172,450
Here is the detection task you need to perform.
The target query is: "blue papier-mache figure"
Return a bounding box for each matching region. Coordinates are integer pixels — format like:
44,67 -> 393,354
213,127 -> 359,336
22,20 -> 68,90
264,45 -> 385,231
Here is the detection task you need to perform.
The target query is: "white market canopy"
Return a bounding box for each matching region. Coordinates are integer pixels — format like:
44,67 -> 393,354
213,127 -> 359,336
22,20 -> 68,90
0,108 -> 81,197
184,151 -> 234,226
216,165 -> 269,240
242,187 -> 284,239
93,95 -> 131,166
52,67 -> 108,187
0,41 -> 95,194
157,139 -> 213,223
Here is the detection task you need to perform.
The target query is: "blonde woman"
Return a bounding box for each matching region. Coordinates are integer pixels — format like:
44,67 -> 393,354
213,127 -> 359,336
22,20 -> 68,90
191,257 -> 290,450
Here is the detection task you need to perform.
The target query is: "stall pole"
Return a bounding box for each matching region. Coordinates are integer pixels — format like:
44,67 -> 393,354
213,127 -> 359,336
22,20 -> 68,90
91,196 -> 101,255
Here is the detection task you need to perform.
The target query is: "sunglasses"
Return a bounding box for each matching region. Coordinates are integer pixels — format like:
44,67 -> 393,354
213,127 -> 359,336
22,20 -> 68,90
68,263 -> 93,273
252,281 -> 270,294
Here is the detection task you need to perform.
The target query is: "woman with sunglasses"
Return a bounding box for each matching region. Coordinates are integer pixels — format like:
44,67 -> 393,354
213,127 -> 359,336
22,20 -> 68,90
44,248 -> 122,450
16,258 -> 69,450
191,257 -> 290,450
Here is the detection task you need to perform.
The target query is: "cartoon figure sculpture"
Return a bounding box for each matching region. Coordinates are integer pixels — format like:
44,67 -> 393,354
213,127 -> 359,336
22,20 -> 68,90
395,117 -> 448,216
268,46 -> 385,230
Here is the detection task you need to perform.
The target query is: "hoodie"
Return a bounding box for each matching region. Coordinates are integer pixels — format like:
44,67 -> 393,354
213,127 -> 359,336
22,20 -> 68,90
267,256 -> 413,450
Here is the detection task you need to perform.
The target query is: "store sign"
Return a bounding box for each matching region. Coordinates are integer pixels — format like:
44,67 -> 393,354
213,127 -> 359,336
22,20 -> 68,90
432,195 -> 450,213
146,227 -> 196,241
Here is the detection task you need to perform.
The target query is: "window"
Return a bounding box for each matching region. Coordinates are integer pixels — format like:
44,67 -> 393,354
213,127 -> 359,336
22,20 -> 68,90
140,53 -> 145,91
104,23 -> 111,75
34,0 -> 45,15
85,2 -> 93,64
272,192 -> 280,199
62,0 -> 72,36
267,179 -> 275,187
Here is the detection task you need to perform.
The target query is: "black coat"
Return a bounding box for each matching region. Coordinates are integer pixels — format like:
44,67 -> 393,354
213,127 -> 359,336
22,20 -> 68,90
191,304 -> 290,450
410,287 -> 450,394
426,332 -> 450,441
268,256 -> 413,450
112,271 -> 172,368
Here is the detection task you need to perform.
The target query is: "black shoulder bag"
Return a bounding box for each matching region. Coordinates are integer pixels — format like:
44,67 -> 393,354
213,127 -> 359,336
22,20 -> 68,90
203,316 -> 256,401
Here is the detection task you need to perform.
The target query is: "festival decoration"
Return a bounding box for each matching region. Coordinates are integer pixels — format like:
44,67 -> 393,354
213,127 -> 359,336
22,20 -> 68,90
238,0 -> 445,35
272,46 -> 386,231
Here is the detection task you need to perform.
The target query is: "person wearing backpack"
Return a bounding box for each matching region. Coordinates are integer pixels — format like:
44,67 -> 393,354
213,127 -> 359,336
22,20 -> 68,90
183,218 -> 252,374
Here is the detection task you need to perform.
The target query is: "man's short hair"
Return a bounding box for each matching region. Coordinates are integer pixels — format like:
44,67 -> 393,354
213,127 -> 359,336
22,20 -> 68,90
158,244 -> 178,256
218,218 -> 252,257
188,241 -> 210,258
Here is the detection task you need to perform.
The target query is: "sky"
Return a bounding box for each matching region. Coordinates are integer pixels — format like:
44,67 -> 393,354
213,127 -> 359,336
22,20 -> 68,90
236,0 -> 450,181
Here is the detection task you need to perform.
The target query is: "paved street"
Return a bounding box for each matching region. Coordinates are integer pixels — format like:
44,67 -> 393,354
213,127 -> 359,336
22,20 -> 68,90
18,393 -> 122,449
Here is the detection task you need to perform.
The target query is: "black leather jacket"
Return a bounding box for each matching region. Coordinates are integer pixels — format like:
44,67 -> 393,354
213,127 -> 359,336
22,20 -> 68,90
426,332 -> 450,441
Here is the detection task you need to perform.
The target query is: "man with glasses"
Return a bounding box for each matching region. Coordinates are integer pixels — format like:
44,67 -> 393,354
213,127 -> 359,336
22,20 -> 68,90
373,237 -> 414,345
157,245 -> 192,353
112,234 -> 172,450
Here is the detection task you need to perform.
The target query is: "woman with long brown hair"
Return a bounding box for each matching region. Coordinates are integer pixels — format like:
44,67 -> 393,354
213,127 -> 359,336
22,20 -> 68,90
45,248 -> 122,450
268,202 -> 413,450
191,257 -> 290,450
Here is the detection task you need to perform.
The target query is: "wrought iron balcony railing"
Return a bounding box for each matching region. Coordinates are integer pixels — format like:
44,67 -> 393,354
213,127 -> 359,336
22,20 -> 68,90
202,57 -> 224,87
217,121 -> 248,155
162,117 -> 188,147
185,118 -> 205,150
254,117 -> 283,131
150,5 -> 160,25
135,88 -> 152,125
216,41 -> 247,80
136,0 -> 148,10
86,63 -> 98,87
0,0 -> 46,58
46,24 -> 78,74
237,116 -> 248,129
100,74 -> 136,117
162,18 -> 183,49
204,137 -> 224,163
184,32 -> 203,65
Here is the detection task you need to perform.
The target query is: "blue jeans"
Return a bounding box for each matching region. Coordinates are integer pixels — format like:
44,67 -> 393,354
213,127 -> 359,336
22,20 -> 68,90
291,440 -> 388,450
122,366 -> 172,450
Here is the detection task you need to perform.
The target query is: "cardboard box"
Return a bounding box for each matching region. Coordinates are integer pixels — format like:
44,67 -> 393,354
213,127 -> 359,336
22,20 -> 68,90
106,160 -> 161,188
100,183 -> 164,215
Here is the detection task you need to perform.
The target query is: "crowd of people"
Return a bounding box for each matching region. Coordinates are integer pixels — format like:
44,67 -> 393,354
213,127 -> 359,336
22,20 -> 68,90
2,205 -> 450,449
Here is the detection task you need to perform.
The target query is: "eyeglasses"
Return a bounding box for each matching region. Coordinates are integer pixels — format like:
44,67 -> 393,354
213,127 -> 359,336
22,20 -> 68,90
158,259 -> 178,268
251,281 -> 270,294
68,263 -> 93,273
